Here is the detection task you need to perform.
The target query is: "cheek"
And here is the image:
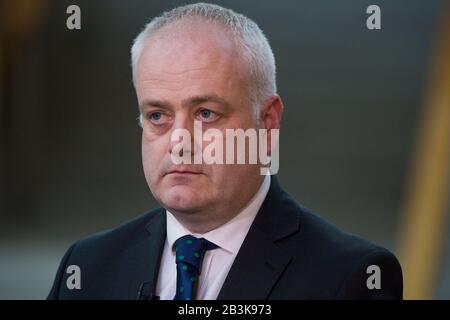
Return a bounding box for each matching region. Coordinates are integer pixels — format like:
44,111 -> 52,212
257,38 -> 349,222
141,134 -> 167,176
142,130 -> 167,156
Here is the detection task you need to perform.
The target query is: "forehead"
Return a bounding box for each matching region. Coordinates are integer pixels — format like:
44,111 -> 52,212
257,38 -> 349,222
135,20 -> 249,101
143,20 -> 237,67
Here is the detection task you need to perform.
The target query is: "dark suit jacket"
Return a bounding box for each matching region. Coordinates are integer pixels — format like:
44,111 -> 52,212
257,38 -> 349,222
48,176 -> 403,299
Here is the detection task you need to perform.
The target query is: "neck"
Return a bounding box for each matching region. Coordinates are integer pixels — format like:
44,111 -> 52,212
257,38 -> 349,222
169,175 -> 266,234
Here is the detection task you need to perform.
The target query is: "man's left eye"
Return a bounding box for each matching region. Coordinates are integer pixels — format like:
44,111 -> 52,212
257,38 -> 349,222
197,109 -> 218,122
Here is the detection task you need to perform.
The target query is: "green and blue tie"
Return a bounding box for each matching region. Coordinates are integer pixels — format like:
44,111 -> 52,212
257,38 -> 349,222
173,235 -> 218,300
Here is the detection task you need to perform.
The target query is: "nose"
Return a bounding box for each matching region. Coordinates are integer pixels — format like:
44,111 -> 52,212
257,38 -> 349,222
168,113 -> 202,161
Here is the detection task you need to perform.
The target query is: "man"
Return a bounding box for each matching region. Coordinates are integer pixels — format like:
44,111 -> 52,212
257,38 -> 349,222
48,3 -> 402,300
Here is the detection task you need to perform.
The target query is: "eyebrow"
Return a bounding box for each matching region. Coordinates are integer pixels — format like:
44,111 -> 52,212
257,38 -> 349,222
139,94 -> 230,112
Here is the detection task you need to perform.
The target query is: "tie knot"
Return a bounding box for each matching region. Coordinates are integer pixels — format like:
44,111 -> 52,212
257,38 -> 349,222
174,235 -> 217,271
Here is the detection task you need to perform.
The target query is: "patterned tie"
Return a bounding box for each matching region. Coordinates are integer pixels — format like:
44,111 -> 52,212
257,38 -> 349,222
173,235 -> 218,300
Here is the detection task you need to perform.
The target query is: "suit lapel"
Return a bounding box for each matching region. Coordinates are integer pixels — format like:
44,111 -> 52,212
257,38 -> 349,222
114,176 -> 300,300
117,208 -> 166,299
217,176 -> 301,300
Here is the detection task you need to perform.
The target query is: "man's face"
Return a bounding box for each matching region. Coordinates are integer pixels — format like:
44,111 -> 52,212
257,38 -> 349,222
135,21 -> 264,220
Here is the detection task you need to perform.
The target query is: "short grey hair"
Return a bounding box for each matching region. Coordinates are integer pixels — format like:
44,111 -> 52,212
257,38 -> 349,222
130,2 -> 277,107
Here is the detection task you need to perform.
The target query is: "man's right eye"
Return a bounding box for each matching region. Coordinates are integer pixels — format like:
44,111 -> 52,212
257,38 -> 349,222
150,112 -> 161,120
147,112 -> 166,124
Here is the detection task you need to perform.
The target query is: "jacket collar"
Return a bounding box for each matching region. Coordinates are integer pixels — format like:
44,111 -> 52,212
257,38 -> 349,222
123,175 -> 301,300
217,175 -> 301,299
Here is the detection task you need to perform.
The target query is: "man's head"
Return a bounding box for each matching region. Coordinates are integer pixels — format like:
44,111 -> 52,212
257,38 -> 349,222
131,3 -> 283,232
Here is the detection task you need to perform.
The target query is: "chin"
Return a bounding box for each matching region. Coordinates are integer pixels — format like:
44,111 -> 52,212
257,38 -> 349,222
160,185 -> 210,213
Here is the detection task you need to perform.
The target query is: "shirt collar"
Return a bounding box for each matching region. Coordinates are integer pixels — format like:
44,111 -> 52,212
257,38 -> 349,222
166,174 -> 271,255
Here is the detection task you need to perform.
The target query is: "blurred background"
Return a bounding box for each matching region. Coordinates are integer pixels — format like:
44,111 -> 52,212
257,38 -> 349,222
0,0 -> 449,299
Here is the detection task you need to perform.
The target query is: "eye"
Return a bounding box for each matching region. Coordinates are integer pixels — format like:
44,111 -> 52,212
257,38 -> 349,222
197,108 -> 218,122
200,109 -> 211,118
146,111 -> 168,125
150,112 -> 162,121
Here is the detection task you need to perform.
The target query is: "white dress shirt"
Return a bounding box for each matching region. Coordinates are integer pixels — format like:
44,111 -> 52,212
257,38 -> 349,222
155,174 -> 271,300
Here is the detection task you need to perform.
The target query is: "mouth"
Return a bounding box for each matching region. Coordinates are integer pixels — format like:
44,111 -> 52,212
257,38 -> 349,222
167,170 -> 202,175
164,167 -> 203,176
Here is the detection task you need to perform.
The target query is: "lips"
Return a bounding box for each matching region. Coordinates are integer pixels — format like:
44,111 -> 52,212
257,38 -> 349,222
165,166 -> 203,176
168,170 -> 201,174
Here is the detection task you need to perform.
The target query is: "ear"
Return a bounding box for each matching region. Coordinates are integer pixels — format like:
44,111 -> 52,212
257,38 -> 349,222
260,95 -> 284,155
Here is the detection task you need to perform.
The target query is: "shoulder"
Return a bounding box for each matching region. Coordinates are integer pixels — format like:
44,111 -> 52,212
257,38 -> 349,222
67,208 -> 165,261
47,208 -> 166,299
298,205 -> 388,258
283,203 -> 403,298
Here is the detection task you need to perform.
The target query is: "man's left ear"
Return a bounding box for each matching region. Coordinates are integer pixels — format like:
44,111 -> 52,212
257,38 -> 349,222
259,95 -> 283,157
261,95 -> 284,131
